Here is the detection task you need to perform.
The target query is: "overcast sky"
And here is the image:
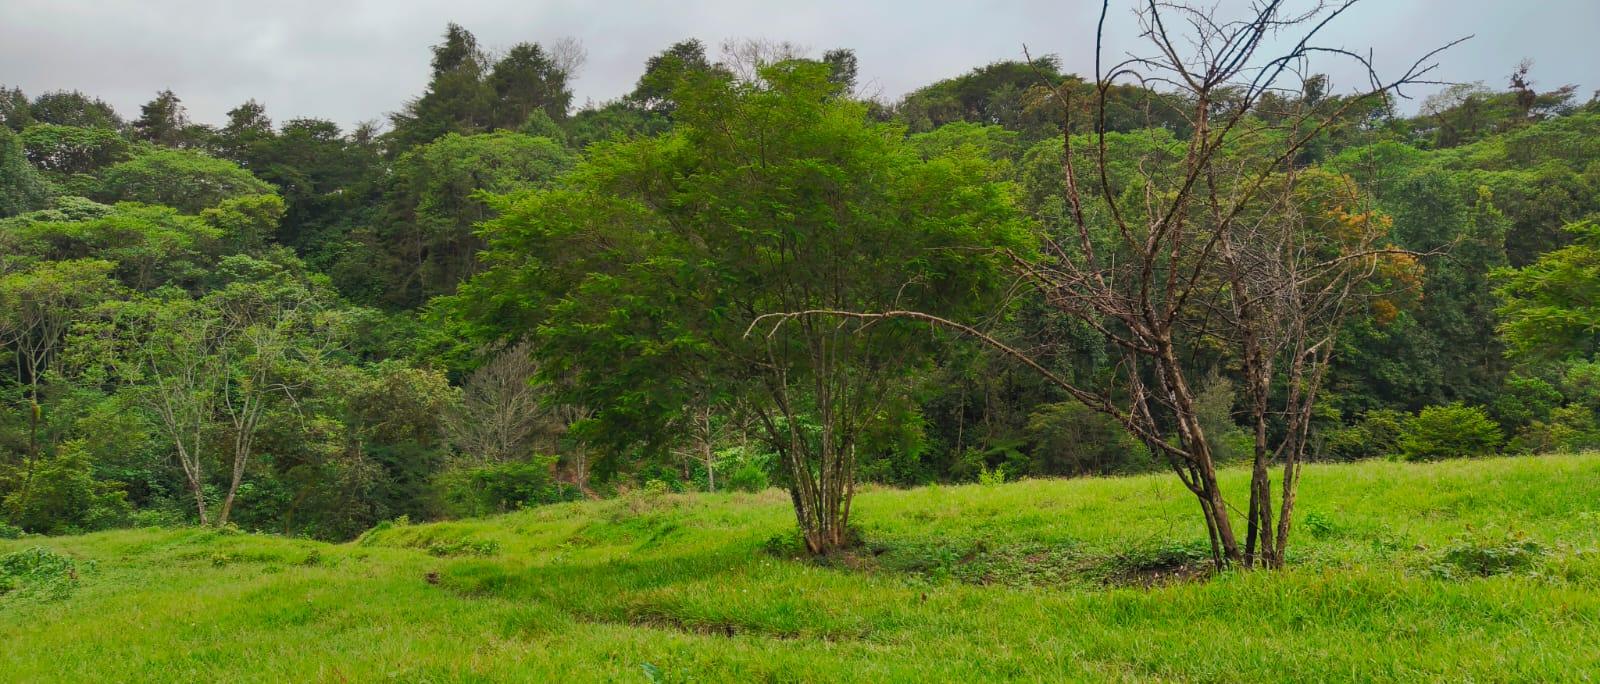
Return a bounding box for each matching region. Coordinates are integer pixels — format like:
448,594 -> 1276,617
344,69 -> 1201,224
3,1 -> 1596,131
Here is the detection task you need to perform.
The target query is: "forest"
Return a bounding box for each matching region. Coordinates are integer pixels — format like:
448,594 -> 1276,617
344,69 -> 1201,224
2,1 -> 1599,570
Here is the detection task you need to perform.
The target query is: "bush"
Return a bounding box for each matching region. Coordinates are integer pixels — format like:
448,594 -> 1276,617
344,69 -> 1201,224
435,456 -> 578,518
0,442 -> 130,534
1024,401 -> 1154,476
1398,403 -> 1504,461
0,547 -> 80,601
1322,409 -> 1405,460
976,464 -> 1008,486
725,460 -> 770,493
1510,404 -> 1600,453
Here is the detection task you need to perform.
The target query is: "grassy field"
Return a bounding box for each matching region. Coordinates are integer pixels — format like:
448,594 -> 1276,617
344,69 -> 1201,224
2,454 -> 1599,682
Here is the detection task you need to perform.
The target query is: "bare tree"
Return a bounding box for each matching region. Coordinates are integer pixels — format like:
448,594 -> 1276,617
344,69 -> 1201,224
445,340 -> 597,496
757,0 -> 1455,568
549,37 -> 588,80
445,340 -> 548,464
718,38 -> 810,83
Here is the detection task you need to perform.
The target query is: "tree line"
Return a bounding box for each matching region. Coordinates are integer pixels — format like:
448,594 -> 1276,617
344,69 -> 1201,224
2,3 -> 1598,566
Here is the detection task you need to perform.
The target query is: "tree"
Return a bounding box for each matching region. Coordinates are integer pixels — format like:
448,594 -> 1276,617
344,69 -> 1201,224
96,149 -> 274,213
73,259 -> 342,526
445,340 -> 551,463
0,127 -> 49,218
214,100 -> 274,165
487,43 -> 573,128
389,24 -> 493,151
1495,220 -> 1600,361
376,131 -> 572,306
778,2 -> 1450,569
19,124 -> 131,176
0,259 -> 119,470
0,86 -> 31,131
462,61 -> 1026,553
28,91 -> 122,130
629,39 -> 719,113
7,201 -> 223,291
131,90 -> 191,147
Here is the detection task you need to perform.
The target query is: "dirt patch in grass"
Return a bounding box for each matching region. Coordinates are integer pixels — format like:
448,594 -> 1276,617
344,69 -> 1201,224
810,536 -> 1218,590
1101,557 -> 1213,588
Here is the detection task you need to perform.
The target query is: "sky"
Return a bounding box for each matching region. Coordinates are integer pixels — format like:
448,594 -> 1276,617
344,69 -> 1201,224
2,0 -> 1597,131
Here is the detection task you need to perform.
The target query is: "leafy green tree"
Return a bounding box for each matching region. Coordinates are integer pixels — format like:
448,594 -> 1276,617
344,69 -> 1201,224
372,131 -> 571,307
28,91 -> 123,130
0,86 -> 31,131
212,100 -> 274,165
488,43 -> 573,128
629,39 -> 718,113
0,127 -> 49,218
1,439 -> 130,534
388,24 -> 493,151
73,256 -> 345,526
131,90 -> 199,147
96,149 -> 274,213
7,201 -> 221,290
19,124 -> 131,177
0,259 -> 120,471
1495,221 -> 1600,361
461,61 -> 1026,553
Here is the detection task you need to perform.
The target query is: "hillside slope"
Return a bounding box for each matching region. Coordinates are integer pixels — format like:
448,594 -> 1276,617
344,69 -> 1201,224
3,454 -> 1599,682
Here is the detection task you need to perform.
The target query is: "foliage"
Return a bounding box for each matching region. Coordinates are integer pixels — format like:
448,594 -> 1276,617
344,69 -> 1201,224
1495,221 -> 1600,361
1398,403 -> 1505,461
1321,408 -> 1406,460
434,457 -> 575,518
0,441 -> 130,534
1431,530 -> 1545,578
371,131 -> 571,307
19,124 -> 130,176
4,16 -> 1600,552
95,149 -> 274,213
459,60 -> 1026,553
0,126 -> 49,218
0,546 -> 79,601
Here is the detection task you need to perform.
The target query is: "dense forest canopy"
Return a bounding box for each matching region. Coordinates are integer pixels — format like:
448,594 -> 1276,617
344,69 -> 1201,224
2,6 -> 1598,560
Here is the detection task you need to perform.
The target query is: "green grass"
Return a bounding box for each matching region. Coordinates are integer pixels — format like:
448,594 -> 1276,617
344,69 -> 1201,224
3,454 -> 1599,682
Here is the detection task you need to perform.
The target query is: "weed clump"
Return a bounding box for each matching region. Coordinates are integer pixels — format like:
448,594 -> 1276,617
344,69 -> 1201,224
1431,531 -> 1545,578
426,539 -> 500,557
0,547 -> 82,601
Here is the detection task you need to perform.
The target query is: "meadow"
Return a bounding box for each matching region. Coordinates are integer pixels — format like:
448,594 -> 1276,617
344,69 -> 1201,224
3,453 -> 1599,682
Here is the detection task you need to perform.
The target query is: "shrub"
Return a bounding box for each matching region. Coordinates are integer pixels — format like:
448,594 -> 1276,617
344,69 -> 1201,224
1510,404 -> 1600,453
1398,403 -> 1504,461
725,460 -> 770,493
0,547 -> 79,601
1492,374 -> 1562,428
1024,401 -> 1154,476
0,442 -> 131,534
977,464 -> 1008,486
435,456 -> 577,518
1322,408 -> 1406,460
